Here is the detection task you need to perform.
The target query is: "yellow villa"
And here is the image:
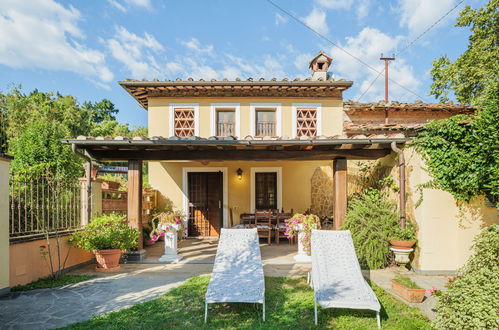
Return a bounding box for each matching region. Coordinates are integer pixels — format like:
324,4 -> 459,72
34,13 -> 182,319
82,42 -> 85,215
64,51 -> 496,274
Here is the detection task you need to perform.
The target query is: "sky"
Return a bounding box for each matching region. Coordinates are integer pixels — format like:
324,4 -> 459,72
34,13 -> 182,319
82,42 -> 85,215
0,0 -> 484,127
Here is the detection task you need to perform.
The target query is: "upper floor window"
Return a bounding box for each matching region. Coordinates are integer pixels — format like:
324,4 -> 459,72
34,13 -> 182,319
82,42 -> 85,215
292,103 -> 322,138
169,103 -> 199,137
211,103 -> 240,138
250,103 -> 281,137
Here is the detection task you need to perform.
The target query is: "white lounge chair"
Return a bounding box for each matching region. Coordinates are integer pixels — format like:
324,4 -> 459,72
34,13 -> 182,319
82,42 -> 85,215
310,229 -> 381,328
204,228 -> 265,322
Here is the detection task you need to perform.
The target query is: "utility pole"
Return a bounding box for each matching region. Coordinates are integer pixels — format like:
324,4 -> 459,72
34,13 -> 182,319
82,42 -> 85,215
380,54 -> 395,104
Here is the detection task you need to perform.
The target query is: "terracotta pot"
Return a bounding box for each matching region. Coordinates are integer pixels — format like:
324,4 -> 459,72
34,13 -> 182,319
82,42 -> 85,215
389,240 -> 416,250
391,279 -> 426,303
93,249 -> 122,272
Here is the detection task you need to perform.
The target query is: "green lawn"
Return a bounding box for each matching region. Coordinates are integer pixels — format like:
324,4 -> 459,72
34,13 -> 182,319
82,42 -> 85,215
11,274 -> 97,292
64,276 -> 429,329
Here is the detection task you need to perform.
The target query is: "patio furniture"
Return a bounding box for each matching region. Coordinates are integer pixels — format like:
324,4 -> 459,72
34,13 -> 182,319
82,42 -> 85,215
204,228 -> 265,322
275,213 -> 292,244
255,210 -> 273,244
310,229 -> 381,328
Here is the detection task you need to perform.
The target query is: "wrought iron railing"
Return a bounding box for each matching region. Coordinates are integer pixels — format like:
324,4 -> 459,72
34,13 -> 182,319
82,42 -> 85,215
217,123 -> 234,137
256,122 -> 275,137
9,174 -> 81,238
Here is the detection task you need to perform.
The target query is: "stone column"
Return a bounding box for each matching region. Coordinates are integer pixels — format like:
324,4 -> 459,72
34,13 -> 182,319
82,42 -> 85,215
0,156 -> 12,295
127,160 -> 145,261
79,178 -> 102,226
333,158 -> 347,230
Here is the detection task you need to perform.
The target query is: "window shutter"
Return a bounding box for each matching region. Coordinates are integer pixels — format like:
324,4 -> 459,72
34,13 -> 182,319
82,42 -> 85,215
296,107 -> 317,137
174,107 -> 195,137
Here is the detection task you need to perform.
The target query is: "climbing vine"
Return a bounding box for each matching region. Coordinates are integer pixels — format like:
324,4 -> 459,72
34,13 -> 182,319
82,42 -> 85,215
412,83 -> 499,208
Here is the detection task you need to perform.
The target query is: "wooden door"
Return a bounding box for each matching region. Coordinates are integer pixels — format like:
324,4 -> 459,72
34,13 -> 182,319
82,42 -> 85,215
188,172 -> 223,237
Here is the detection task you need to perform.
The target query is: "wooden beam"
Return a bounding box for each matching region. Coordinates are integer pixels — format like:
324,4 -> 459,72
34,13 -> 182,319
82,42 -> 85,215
127,160 -> 143,250
88,149 -> 390,161
333,158 -> 347,230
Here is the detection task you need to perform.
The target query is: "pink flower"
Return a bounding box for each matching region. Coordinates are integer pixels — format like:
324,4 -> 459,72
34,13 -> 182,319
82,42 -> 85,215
149,239 -> 156,245
160,232 -> 165,236
152,234 -> 157,240
176,220 -> 181,225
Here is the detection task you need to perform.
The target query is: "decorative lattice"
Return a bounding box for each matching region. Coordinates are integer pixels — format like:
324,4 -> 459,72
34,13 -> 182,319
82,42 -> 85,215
296,108 -> 317,137
174,108 -> 195,137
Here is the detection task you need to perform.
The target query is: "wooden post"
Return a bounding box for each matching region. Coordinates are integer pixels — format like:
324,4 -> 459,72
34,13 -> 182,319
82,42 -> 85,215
128,160 -> 143,249
333,158 -> 347,230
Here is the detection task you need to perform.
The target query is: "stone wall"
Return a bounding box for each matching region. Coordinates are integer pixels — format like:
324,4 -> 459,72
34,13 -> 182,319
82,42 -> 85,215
310,166 -> 333,217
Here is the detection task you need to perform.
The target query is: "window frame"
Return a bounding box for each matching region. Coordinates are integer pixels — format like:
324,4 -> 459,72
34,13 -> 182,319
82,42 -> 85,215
250,103 -> 282,137
291,103 -> 322,138
210,103 -> 240,138
250,167 -> 282,213
169,103 -> 199,137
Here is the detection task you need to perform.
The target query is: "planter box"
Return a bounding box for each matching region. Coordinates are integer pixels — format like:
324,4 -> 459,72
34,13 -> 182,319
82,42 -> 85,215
391,279 -> 426,303
101,180 -> 121,190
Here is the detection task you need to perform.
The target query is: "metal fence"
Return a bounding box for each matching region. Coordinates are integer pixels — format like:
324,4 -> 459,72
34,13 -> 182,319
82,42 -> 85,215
9,174 -> 81,239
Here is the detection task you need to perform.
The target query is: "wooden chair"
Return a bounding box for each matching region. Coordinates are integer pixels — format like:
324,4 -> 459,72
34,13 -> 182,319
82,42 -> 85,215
275,213 -> 292,244
255,210 -> 273,245
229,207 -> 234,227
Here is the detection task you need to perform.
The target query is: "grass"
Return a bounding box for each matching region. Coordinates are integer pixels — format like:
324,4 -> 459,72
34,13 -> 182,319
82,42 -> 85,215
11,274 -> 97,292
64,276 -> 429,329
392,275 -> 422,289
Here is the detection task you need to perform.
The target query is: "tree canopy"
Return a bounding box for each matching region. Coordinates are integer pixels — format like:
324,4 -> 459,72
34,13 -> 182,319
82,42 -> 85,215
0,87 -> 147,179
415,0 -> 499,208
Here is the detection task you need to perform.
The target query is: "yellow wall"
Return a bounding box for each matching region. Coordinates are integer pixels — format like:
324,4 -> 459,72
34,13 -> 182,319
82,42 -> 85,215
0,157 -> 10,294
10,236 -> 93,286
148,97 -> 344,138
149,160 -> 332,227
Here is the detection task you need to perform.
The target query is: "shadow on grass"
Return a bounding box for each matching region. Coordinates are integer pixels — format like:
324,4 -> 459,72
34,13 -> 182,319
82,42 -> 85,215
64,276 -> 430,330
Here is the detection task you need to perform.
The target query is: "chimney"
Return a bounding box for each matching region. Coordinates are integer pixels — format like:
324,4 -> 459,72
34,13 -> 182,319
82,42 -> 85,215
309,50 -> 333,81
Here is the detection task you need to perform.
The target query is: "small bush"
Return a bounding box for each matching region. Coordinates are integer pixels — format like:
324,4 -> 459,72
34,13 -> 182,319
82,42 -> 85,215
343,189 -> 400,269
432,224 -> 499,329
69,213 -> 139,251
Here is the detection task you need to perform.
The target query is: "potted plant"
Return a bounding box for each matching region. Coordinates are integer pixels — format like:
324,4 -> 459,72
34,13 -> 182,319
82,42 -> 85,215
69,213 -> 139,272
149,209 -> 185,262
391,275 -> 426,303
284,213 -> 321,262
143,226 -> 154,246
389,222 -> 417,267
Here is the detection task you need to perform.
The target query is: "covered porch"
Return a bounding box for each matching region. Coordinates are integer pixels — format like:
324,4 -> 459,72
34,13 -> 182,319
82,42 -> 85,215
63,135 -> 408,257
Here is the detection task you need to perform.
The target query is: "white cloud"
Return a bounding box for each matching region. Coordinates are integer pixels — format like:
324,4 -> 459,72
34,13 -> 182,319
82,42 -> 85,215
397,0 -> 456,36
303,7 -> 329,35
275,13 -> 288,25
124,0 -> 152,9
181,38 -> 214,54
106,26 -> 163,78
294,53 -> 313,71
330,27 -> 420,101
0,0 -> 113,83
108,0 -> 126,12
315,0 -> 371,20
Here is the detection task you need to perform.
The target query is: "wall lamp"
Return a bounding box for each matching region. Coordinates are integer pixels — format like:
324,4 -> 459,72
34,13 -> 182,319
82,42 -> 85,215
236,168 -> 243,180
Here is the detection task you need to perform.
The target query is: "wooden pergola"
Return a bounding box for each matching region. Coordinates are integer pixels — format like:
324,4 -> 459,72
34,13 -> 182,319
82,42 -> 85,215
64,136 -> 408,250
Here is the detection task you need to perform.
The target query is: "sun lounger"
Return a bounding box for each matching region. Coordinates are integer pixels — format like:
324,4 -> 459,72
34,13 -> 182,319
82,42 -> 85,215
310,229 -> 381,328
204,228 -> 265,322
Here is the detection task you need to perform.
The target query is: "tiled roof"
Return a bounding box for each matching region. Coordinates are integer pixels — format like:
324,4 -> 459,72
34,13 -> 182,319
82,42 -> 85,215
344,100 -> 475,113
119,78 -> 353,109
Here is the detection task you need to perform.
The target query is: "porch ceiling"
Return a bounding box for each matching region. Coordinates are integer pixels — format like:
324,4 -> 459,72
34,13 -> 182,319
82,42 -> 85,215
62,136 -> 409,161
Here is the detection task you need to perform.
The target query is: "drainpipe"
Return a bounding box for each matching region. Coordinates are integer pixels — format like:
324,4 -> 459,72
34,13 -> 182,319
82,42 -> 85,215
72,144 -> 92,224
391,142 -> 406,229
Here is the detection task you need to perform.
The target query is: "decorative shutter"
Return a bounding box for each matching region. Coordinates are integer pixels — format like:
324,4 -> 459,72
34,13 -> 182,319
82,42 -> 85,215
174,108 -> 195,137
296,107 -> 317,137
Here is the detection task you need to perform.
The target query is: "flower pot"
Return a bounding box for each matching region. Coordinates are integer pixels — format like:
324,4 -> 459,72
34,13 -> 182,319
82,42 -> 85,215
389,240 -> 416,250
391,279 -> 426,303
93,249 -> 122,272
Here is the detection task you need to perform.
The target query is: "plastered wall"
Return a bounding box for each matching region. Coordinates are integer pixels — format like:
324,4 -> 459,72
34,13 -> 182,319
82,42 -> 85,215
0,157 -> 10,294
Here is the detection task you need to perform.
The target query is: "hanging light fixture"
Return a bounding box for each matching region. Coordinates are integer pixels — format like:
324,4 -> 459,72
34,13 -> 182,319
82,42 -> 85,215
236,168 -> 243,180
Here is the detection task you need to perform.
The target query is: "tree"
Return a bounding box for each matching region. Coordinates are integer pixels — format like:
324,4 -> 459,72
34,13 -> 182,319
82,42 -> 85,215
415,1 -> 499,208
430,0 -> 498,104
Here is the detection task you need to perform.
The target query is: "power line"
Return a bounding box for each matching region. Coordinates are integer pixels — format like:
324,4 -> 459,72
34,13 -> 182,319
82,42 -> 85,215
266,0 -> 423,99
356,0 -> 466,101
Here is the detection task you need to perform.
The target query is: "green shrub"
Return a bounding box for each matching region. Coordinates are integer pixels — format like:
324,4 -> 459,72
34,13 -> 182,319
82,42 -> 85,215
343,189 -> 400,269
393,275 -> 421,289
433,224 -> 499,329
69,213 -> 139,251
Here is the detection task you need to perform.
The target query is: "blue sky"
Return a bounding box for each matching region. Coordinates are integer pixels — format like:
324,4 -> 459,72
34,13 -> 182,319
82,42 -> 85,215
0,0 -> 483,127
